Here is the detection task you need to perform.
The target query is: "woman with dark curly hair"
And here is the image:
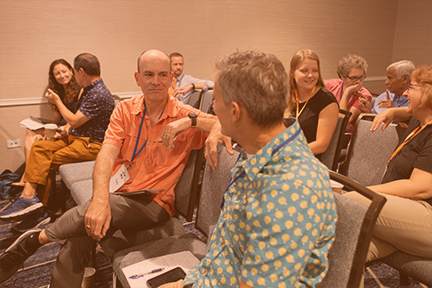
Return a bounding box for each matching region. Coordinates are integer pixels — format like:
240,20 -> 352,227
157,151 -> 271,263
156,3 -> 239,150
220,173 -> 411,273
16,59 -> 79,186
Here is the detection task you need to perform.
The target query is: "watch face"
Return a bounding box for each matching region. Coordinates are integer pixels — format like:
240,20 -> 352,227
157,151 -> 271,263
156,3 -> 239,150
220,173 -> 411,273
189,113 -> 197,118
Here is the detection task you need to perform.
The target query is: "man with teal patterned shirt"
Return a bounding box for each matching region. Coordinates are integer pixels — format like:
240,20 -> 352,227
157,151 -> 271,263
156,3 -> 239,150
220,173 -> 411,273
165,50 -> 337,288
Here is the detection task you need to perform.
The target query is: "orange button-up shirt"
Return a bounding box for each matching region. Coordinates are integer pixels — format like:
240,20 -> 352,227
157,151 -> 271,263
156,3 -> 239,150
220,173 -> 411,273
104,95 -> 215,216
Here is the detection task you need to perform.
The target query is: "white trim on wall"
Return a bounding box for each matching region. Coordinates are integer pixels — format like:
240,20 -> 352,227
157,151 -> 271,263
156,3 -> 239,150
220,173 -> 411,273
0,91 -> 142,107
0,77 -> 386,107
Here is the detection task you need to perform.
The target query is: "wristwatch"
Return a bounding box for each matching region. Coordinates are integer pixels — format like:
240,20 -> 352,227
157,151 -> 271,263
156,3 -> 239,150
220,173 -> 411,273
188,113 -> 197,128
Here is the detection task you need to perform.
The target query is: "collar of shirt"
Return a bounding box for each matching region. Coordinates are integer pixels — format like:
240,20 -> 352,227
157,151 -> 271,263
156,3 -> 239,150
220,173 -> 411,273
176,74 -> 185,83
81,78 -> 103,97
235,119 -> 302,182
130,94 -> 185,120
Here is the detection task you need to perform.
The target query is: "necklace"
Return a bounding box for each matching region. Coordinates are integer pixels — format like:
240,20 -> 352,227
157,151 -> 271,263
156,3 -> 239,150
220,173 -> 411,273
296,86 -> 316,118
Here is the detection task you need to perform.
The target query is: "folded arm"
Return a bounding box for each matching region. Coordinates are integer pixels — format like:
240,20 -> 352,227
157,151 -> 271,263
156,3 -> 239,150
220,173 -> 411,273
368,168 -> 432,200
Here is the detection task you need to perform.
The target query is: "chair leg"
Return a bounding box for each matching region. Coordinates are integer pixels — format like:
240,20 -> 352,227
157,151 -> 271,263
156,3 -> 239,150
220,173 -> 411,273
399,272 -> 411,286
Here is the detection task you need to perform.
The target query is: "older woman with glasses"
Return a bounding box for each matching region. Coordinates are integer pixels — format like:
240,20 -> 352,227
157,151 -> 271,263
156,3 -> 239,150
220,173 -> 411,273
325,54 -> 373,132
345,65 -> 432,286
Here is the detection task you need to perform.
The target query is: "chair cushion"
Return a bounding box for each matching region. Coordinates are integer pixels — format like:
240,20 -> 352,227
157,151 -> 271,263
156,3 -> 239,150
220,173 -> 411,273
381,251 -> 432,286
70,179 -> 93,206
100,217 -> 185,259
59,161 -> 95,189
317,193 -> 367,288
112,235 -> 207,288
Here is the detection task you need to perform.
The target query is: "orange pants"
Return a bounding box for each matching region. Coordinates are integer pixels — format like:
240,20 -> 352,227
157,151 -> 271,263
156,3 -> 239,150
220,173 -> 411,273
24,135 -> 102,203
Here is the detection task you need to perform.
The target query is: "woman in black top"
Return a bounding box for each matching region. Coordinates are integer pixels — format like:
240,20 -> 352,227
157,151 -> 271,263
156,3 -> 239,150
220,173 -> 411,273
284,49 -> 339,159
346,65 -> 432,282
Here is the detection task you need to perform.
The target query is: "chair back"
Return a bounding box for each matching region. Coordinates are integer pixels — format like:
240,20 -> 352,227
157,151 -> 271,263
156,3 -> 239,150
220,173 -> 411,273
341,114 -> 399,186
174,148 -> 205,221
195,143 -> 239,238
188,90 -> 203,109
199,89 -> 213,113
320,109 -> 351,171
317,171 -> 387,288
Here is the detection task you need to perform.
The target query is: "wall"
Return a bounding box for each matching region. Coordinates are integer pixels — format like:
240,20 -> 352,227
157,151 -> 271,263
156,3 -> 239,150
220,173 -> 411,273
0,0 -> 425,173
392,1 -> 432,66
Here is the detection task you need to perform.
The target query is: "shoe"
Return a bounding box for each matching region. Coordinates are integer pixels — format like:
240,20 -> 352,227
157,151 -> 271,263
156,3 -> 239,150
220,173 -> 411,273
11,182 -> 25,187
0,230 -> 39,284
0,195 -> 43,220
12,211 -> 50,234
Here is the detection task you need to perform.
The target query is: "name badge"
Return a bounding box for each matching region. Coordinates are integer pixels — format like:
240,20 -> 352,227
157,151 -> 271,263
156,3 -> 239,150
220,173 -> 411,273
109,164 -> 130,193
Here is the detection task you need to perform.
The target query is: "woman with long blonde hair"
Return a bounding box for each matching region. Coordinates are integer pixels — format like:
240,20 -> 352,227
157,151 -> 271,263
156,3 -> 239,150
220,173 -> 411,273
284,49 -> 339,159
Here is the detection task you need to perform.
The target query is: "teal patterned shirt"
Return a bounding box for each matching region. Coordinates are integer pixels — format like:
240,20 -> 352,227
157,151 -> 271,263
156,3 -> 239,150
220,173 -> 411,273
184,119 -> 337,287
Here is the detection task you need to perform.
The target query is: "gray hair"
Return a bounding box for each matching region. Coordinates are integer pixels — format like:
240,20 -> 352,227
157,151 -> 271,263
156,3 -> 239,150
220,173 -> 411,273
337,54 -> 368,78
387,60 -> 415,79
216,50 -> 288,127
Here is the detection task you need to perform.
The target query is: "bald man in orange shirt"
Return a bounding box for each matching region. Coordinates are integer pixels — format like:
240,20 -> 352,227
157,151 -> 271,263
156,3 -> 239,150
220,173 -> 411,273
0,49 -> 217,287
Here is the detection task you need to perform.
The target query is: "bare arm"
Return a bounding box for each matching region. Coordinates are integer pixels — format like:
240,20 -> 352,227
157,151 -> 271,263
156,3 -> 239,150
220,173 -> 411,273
46,88 -> 90,129
161,116 -> 218,149
205,120 -> 233,170
173,83 -> 210,99
368,168 -> 432,200
85,143 -> 119,241
371,107 -> 410,132
309,102 -> 339,155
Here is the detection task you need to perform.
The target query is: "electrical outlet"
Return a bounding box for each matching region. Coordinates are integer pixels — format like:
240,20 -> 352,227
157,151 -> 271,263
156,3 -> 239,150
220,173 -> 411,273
7,139 -> 21,148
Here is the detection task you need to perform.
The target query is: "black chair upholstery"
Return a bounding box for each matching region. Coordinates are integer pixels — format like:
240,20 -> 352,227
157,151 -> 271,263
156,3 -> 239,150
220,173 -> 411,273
199,89 -> 213,113
188,89 -> 202,109
111,144 -> 238,288
320,109 -> 351,171
317,171 -> 387,288
340,113 -> 399,186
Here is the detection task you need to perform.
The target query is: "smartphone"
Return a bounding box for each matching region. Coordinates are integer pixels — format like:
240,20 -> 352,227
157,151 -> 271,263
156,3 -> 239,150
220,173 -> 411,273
146,267 -> 186,288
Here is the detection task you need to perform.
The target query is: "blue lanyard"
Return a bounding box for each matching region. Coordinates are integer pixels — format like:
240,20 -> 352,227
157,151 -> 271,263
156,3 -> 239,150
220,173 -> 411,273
128,106 -> 164,170
221,126 -> 302,208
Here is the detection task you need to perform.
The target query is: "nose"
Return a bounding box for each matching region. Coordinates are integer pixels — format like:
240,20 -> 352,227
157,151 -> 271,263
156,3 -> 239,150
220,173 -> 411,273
385,79 -> 390,86
403,89 -> 409,97
151,75 -> 161,85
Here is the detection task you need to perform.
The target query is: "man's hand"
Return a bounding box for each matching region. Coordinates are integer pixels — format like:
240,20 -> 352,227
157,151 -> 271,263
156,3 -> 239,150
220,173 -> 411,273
205,121 -> 233,171
378,90 -> 395,109
54,125 -> 68,140
84,199 -> 111,241
172,85 -> 193,99
161,118 -> 190,149
358,95 -> 372,112
45,88 -> 61,106
371,109 -> 395,132
158,279 -> 185,288
344,82 -> 362,96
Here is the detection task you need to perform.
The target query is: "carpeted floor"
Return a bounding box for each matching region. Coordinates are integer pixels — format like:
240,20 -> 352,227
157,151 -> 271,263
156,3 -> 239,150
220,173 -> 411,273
0,197 -> 427,288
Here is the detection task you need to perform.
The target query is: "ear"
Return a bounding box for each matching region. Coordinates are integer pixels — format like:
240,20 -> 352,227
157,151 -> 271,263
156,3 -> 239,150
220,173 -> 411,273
230,101 -> 242,123
401,74 -> 410,84
134,72 -> 140,86
170,72 -> 174,81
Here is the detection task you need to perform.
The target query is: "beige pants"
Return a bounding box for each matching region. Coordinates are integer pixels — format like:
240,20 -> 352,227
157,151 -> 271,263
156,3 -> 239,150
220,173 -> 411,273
344,192 -> 432,262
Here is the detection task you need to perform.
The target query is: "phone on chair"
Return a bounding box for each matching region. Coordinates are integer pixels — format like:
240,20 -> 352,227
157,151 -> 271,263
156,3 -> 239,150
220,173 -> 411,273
146,267 -> 186,288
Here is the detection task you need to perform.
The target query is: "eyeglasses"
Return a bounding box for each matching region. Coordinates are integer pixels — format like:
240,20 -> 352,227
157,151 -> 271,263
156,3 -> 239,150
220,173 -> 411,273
406,83 -> 423,93
346,74 -> 366,81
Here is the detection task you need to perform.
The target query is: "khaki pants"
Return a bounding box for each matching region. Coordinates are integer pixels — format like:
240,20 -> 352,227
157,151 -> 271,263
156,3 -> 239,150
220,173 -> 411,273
24,135 -> 101,203
344,192 -> 432,261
